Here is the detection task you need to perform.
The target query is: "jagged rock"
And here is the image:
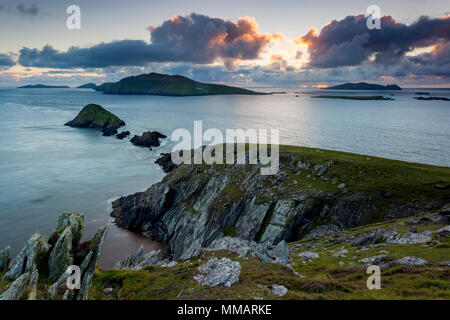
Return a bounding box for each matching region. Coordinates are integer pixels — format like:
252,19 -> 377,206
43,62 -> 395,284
3,232 -> 49,280
351,229 -> 383,247
394,256 -> 427,266
130,131 -> 167,148
47,250 -> 93,299
438,261 -> 450,266
206,237 -> 289,265
0,273 -> 29,300
418,213 -> 448,225
55,212 -> 85,247
194,257 -> 241,287
116,131 -> 130,139
435,225 -> 450,237
0,246 -> 11,272
271,284 -> 288,296
65,104 -> 125,136
384,231 -> 432,244
155,153 -> 178,173
48,227 -> 74,282
269,240 -> 290,265
114,246 -> 168,270
75,225 -> 108,300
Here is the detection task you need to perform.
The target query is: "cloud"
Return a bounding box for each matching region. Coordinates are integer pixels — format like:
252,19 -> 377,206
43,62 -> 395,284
0,53 -> 15,70
18,13 -> 282,70
16,3 -> 39,17
297,14 -> 450,68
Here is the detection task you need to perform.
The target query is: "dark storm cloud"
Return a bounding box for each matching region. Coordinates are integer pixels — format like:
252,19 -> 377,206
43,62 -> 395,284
18,13 -> 282,70
0,53 -> 15,67
16,3 -> 39,17
297,15 -> 450,68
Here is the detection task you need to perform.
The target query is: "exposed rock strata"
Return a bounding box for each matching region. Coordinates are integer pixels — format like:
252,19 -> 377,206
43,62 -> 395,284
111,149 -> 450,262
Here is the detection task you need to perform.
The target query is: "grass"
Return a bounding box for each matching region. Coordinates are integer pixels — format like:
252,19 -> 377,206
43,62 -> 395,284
89,211 -> 450,300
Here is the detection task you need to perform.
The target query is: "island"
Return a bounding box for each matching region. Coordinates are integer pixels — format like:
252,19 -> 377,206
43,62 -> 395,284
326,82 -> 401,90
76,83 -> 97,89
64,104 -> 126,136
311,95 -> 394,100
18,84 -> 70,89
94,72 -> 265,96
414,96 -> 450,101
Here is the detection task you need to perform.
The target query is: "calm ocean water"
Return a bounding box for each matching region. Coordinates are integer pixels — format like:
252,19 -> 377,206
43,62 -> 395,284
0,87 -> 449,267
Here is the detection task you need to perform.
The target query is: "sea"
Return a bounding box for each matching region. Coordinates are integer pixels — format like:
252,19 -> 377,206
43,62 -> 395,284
0,87 -> 449,268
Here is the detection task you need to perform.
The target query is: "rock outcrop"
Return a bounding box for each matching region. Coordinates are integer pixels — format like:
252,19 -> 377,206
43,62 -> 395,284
194,257 -> 241,287
111,147 -> 450,262
155,153 -> 178,173
65,104 -> 125,136
0,212 -> 107,300
130,131 -> 167,148
116,131 -> 130,140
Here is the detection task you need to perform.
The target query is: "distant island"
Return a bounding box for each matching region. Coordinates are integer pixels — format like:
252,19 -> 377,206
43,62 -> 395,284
326,82 -> 401,90
18,84 -> 70,89
77,83 -> 97,89
94,72 -> 265,96
414,96 -> 450,101
312,95 -> 394,100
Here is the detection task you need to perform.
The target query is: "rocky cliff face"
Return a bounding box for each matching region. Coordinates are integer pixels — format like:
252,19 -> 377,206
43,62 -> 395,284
111,146 -> 450,261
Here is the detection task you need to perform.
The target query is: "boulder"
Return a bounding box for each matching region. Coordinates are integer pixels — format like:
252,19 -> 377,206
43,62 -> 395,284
194,257 -> 241,287
394,256 -> 427,266
270,284 -> 288,297
130,131 -> 167,148
298,251 -> 319,260
116,131 -> 130,139
64,104 -> 125,136
0,246 -> 11,272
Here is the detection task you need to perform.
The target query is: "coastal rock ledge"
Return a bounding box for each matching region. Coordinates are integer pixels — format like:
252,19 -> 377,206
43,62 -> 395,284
65,104 -> 125,136
111,146 -> 450,262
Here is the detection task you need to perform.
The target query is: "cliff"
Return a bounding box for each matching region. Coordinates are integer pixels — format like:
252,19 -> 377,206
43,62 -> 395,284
111,145 -> 450,261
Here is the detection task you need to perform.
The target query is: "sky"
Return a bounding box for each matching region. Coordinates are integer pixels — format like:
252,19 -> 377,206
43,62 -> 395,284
0,0 -> 449,87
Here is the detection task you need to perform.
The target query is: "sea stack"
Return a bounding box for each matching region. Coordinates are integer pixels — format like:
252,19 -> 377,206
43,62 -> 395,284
130,131 -> 167,148
64,104 -> 125,136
